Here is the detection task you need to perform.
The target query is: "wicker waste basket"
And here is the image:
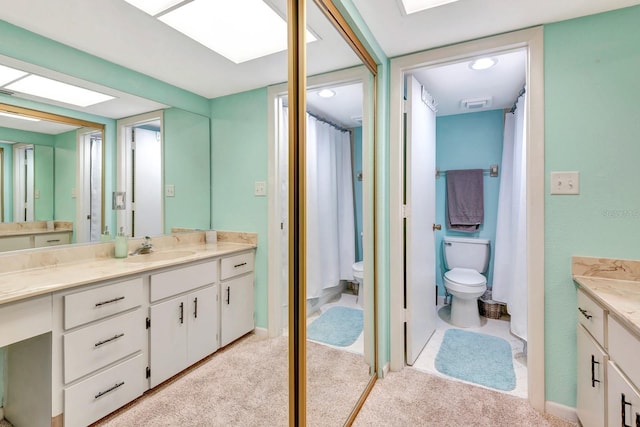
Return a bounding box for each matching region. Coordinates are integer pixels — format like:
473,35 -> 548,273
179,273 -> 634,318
478,290 -> 504,319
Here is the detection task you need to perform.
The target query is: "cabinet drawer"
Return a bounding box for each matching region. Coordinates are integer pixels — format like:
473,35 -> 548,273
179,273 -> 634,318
64,309 -> 144,384
577,288 -> 606,346
608,316 -> 640,388
0,294 -> 52,348
607,361 -> 640,427
64,278 -> 143,329
220,252 -> 254,280
576,324 -> 607,427
0,235 -> 31,252
34,232 -> 70,247
64,354 -> 145,427
151,260 -> 217,302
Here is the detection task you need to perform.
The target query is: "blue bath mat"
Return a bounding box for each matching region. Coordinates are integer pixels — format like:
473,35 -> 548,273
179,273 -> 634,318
307,306 -> 363,347
435,329 -> 516,391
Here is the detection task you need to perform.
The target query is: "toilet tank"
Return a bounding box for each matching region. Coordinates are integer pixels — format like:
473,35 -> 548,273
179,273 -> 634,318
443,237 -> 490,273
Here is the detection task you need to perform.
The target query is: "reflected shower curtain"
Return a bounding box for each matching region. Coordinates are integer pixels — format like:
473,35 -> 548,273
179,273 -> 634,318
493,90 -> 527,341
306,114 -> 356,299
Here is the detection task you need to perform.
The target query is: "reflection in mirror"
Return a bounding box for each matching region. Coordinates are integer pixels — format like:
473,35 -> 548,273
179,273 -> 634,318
0,103 -> 105,250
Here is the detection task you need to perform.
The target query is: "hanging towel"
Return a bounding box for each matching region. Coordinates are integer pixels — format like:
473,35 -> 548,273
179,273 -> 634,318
446,169 -> 484,232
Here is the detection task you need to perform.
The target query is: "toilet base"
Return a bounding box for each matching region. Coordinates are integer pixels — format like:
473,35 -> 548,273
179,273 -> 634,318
450,296 -> 482,328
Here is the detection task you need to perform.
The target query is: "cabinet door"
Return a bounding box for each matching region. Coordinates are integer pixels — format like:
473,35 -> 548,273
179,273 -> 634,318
150,296 -> 188,387
220,273 -> 254,347
576,324 -> 607,427
187,285 -> 219,365
608,361 -> 640,427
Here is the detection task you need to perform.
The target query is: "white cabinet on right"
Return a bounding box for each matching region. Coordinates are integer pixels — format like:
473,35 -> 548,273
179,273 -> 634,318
220,251 -> 255,347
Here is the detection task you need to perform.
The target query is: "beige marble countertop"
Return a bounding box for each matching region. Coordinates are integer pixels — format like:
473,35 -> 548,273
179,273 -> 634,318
0,220 -> 73,237
0,240 -> 255,306
0,228 -> 73,237
573,256 -> 640,338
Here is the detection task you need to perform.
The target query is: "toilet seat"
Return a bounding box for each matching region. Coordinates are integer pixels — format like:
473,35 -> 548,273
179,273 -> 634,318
444,267 -> 486,287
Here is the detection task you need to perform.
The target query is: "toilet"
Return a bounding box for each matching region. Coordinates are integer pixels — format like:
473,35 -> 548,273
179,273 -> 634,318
352,261 -> 364,308
443,236 -> 490,328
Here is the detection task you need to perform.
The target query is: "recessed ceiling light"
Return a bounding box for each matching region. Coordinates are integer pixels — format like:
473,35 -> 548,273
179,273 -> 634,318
0,64 -> 28,86
399,0 -> 460,15
318,89 -> 336,98
0,111 -> 41,122
470,57 -> 498,70
129,0 -> 317,64
6,75 -> 115,107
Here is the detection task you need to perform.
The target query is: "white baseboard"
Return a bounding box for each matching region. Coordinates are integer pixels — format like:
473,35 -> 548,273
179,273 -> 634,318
253,327 -> 269,338
545,401 -> 578,423
380,362 -> 390,378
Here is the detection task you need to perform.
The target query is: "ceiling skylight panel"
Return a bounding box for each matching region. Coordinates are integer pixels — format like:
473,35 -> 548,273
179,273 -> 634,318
159,0 -> 290,63
399,0 -> 460,14
0,64 -> 28,86
124,0 -> 185,17
6,75 -> 115,107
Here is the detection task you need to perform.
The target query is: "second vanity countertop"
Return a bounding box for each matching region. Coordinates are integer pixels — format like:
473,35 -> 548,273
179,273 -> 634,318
0,238 -> 255,306
573,256 -> 640,338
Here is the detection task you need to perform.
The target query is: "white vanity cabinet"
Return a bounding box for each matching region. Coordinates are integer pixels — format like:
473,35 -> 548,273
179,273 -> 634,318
149,260 -> 219,387
607,316 -> 640,427
59,277 -> 146,427
220,251 -> 255,347
0,230 -> 72,252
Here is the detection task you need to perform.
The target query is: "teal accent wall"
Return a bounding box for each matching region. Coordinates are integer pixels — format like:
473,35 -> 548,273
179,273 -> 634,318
163,108 -> 211,232
34,145 -> 54,220
435,110 -> 503,294
353,126 -> 363,261
544,5 -> 640,407
210,88 -> 269,328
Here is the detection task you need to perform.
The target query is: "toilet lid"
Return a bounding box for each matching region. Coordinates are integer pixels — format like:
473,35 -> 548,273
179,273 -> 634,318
445,268 -> 486,287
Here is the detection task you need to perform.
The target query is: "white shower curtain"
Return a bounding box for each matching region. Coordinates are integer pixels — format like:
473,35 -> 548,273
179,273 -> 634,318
492,89 -> 527,341
306,114 -> 356,299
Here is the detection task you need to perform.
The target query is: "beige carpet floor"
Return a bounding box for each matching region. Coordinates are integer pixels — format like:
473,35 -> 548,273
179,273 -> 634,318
354,367 -> 578,427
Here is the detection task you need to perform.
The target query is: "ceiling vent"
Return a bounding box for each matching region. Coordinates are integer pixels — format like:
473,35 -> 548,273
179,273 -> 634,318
461,97 -> 492,110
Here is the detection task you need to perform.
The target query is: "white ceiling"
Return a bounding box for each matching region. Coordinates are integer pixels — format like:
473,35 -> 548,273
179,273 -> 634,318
0,0 -> 638,127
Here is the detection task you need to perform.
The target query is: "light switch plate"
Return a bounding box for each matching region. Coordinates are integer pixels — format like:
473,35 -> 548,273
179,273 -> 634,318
550,171 -> 580,195
166,184 -> 175,197
254,181 -> 267,196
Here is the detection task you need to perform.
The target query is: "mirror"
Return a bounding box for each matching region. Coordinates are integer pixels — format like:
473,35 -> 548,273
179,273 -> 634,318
0,102 -> 105,245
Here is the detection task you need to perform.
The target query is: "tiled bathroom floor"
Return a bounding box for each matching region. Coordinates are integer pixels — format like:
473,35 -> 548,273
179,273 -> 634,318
411,303 -> 528,398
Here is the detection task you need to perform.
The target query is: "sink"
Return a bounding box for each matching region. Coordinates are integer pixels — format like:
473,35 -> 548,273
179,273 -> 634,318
124,250 -> 195,263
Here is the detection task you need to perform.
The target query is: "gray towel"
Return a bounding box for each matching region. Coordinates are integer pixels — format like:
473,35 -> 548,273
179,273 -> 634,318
446,169 -> 484,232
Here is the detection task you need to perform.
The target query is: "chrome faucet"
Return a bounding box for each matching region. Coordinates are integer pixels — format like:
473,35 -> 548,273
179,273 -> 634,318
130,236 -> 153,255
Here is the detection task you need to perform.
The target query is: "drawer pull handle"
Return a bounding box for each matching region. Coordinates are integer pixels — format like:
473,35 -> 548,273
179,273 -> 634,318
590,355 -> 600,387
94,381 -> 125,399
94,333 -> 125,348
95,296 -> 125,307
179,302 -> 184,324
622,393 -> 632,427
46,239 -> 61,243
226,286 -> 231,305
234,262 -> 247,268
194,297 -> 198,319
578,307 -> 592,320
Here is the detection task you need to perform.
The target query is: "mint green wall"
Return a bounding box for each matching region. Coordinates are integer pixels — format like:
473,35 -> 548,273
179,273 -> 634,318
544,5 -> 640,407
54,131 -> 77,239
163,108 -> 211,232
210,88 -> 269,328
435,110 -> 503,293
34,145 -> 54,220
0,143 -> 12,221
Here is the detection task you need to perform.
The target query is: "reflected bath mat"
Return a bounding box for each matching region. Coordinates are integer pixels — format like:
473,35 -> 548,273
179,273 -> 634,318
307,306 -> 363,347
435,329 -> 516,391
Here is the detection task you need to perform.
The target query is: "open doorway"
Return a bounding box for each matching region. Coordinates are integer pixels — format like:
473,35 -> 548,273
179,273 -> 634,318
13,143 -> 33,222
389,27 -> 545,410
117,111 -> 163,238
76,127 -> 102,243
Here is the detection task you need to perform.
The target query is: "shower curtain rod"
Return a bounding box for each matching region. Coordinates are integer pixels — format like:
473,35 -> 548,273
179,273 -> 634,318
307,110 -> 351,133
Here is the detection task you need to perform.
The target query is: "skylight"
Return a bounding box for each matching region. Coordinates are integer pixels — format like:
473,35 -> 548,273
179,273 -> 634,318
399,0 -> 460,15
0,64 -> 28,86
6,75 -> 115,108
125,0 -> 317,64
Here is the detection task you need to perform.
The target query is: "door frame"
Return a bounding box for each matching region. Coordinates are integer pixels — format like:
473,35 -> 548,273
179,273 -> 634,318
266,65 -> 373,341
389,27 -> 545,411
76,127 -> 102,243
